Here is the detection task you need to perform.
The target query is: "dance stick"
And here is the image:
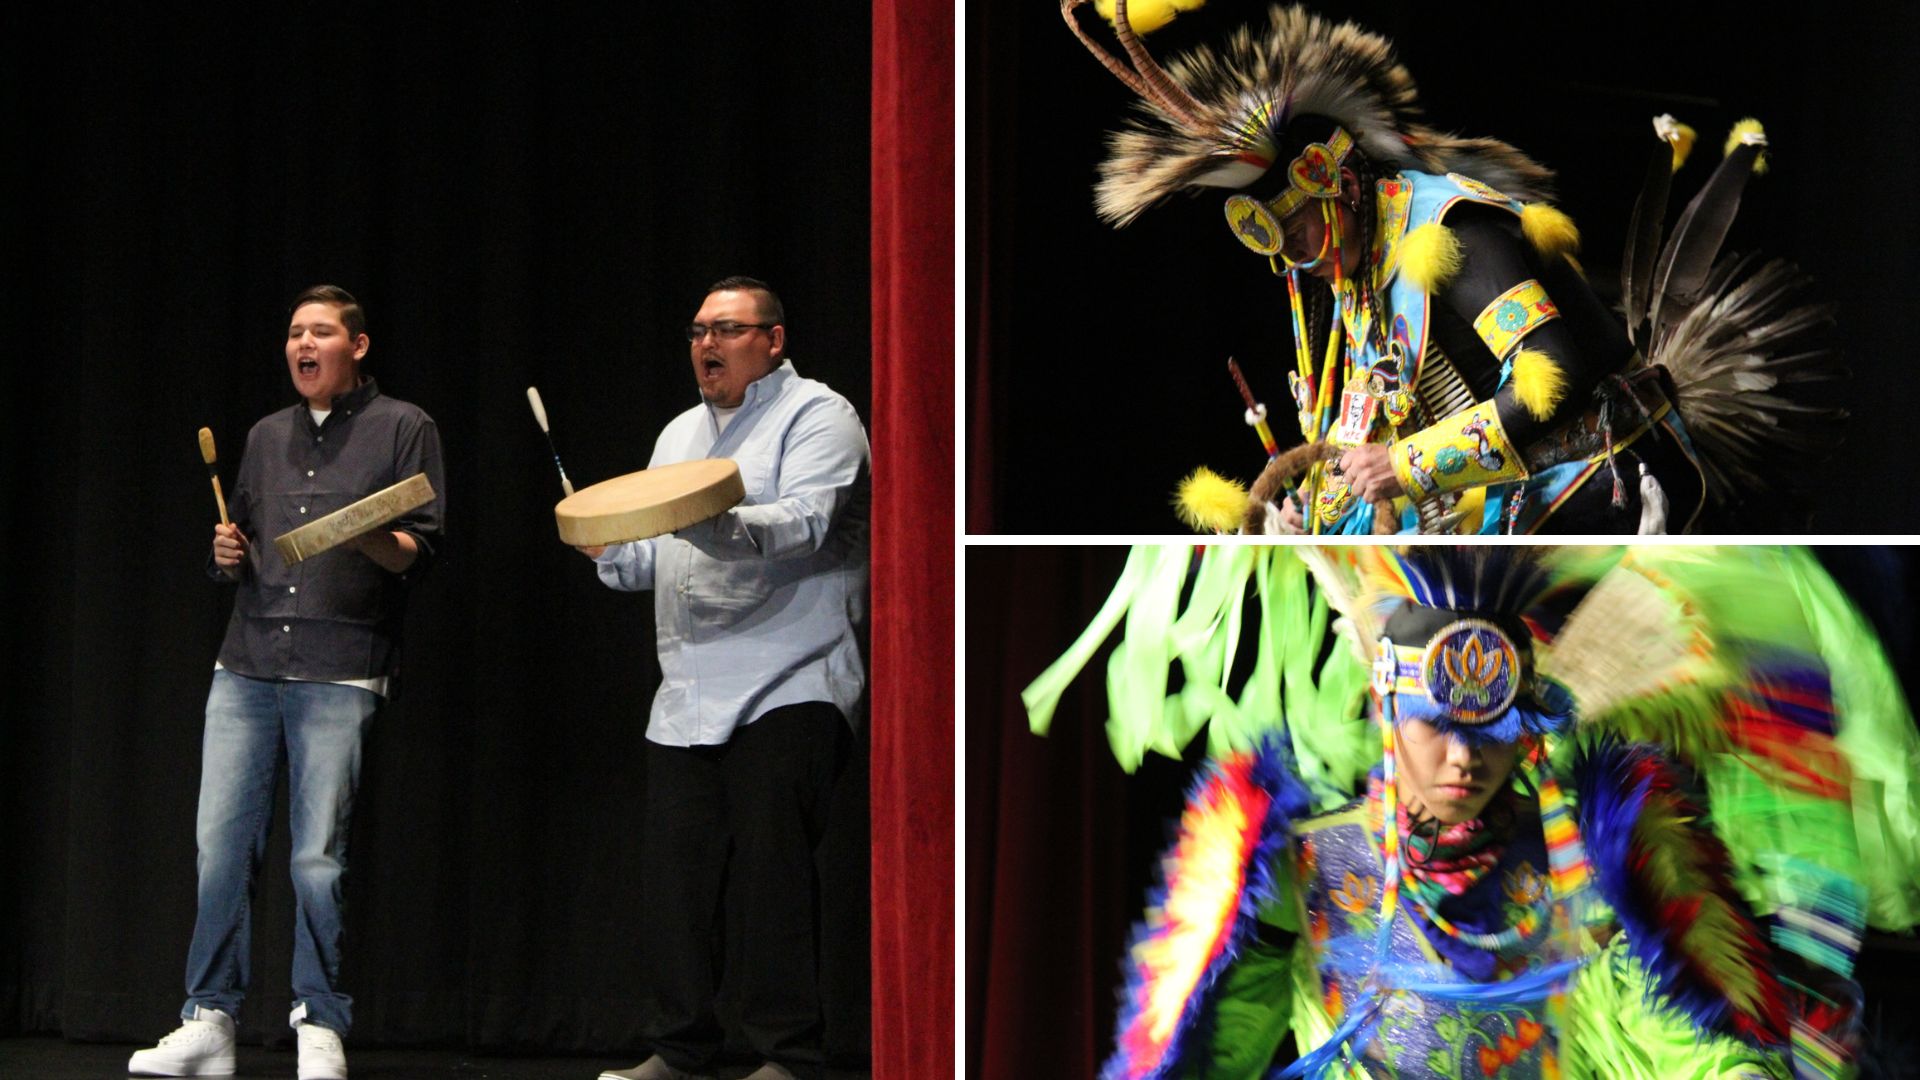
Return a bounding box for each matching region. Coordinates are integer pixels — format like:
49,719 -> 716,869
1226,358 -> 1280,461
526,387 -> 575,497
197,427 -> 231,526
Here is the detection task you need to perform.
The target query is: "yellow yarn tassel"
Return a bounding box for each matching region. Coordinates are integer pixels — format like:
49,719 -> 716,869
1399,223 -> 1463,293
1094,0 -> 1205,34
1173,467 -> 1248,533
1511,349 -> 1568,421
1520,203 -> 1582,260
1723,117 -> 1769,176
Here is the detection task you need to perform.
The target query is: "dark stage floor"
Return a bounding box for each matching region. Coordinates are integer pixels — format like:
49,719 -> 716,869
0,1038 -> 872,1079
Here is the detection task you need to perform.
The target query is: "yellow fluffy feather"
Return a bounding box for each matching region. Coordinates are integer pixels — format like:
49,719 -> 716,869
1094,0 -> 1206,34
1173,467 -> 1248,534
1669,122 -> 1698,172
1511,349 -> 1567,421
1399,223 -> 1463,293
1723,118 -> 1769,176
1520,203 -> 1581,260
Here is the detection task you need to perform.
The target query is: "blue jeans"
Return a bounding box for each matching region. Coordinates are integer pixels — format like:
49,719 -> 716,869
181,670 -> 378,1034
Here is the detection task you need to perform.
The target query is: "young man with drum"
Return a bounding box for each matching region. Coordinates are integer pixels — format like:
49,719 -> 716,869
129,285 -> 445,1080
585,277 -> 870,1080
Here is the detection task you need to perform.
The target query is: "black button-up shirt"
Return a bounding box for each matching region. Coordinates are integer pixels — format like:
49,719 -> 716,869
212,377 -> 445,686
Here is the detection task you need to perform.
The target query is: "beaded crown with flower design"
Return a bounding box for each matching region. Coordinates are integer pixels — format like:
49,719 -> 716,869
1348,547 -> 1586,744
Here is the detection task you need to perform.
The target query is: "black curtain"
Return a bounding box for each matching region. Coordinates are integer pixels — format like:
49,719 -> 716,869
2,4 -> 872,1060
968,0 -> 1920,534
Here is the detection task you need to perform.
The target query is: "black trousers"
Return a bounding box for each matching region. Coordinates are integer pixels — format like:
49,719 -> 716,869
643,702 -> 849,1076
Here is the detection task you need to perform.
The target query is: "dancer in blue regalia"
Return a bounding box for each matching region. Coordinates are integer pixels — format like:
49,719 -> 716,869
1024,546 -> 1920,1078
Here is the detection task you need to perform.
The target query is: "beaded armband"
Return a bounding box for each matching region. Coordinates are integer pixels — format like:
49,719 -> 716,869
1390,399 -> 1528,502
1472,279 -> 1559,359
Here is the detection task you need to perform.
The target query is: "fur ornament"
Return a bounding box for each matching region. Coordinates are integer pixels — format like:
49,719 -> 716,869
1175,466 -> 1249,533
1399,223 -> 1463,293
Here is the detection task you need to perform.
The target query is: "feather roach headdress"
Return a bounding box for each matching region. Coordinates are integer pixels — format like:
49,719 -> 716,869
1063,0 -> 1554,226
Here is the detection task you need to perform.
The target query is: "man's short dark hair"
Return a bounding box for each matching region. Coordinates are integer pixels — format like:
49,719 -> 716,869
707,276 -> 784,327
290,284 -> 367,338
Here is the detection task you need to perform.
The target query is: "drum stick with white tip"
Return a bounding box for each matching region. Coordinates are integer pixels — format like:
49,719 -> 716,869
526,386 -> 575,497
197,427 -> 231,526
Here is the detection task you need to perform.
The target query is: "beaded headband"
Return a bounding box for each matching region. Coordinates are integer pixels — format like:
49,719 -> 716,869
1222,127 -> 1355,256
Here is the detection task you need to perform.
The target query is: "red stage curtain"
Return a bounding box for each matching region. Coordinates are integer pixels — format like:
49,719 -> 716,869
870,0 -> 954,1076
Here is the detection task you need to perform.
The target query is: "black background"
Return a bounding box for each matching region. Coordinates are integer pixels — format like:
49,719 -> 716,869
968,0 -> 1920,534
2,2 -> 875,1063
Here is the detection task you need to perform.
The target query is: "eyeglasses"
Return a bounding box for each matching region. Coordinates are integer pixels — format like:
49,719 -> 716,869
684,320 -> 774,342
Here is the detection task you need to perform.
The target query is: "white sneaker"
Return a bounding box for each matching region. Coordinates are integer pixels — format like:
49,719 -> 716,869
127,1007 -> 237,1077
296,1020 -> 348,1080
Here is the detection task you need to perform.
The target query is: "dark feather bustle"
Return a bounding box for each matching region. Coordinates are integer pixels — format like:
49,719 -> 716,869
1649,142 -> 1764,332
1650,254 -> 1843,500
1622,130 -> 1674,346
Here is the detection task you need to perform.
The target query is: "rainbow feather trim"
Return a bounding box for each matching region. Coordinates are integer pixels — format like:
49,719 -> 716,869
1574,735 -> 1790,1048
1105,738 -> 1313,1080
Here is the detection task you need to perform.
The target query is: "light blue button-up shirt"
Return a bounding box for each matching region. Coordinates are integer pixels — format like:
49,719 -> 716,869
595,359 -> 870,747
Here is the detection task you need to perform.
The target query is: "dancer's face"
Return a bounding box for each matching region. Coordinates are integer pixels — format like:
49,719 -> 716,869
1279,170 -> 1364,283
1393,718 -> 1519,825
